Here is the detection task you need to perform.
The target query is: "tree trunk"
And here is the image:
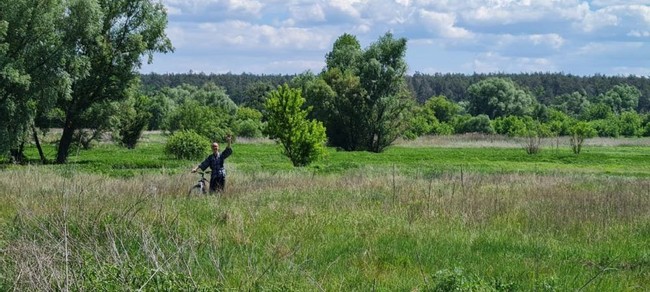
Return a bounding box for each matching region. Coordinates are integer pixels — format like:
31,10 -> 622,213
56,119 -> 75,164
32,124 -> 47,164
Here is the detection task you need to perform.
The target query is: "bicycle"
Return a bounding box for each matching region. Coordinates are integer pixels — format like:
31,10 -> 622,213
188,170 -> 211,196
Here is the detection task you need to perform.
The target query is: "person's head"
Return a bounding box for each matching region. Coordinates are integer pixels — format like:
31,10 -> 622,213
212,142 -> 219,153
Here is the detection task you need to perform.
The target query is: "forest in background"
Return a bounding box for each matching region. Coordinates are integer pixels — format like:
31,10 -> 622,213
140,72 -> 650,112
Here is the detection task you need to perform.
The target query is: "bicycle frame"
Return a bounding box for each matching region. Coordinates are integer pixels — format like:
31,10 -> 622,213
189,170 -> 211,195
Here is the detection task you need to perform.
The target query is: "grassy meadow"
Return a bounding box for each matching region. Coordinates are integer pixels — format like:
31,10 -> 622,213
1,133 -> 649,290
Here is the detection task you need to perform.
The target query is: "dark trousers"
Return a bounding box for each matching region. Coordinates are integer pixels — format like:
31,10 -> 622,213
209,175 -> 225,193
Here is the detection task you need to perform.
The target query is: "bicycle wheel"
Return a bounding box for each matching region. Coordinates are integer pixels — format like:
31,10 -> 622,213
188,184 -> 204,196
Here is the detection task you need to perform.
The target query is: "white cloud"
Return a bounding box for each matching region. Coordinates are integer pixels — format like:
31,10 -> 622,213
576,41 -> 644,56
469,52 -> 557,73
289,3 -> 326,23
529,34 -> 564,49
629,30 -> 650,37
195,21 -> 333,50
145,1 -> 650,75
418,9 -> 472,39
228,0 -> 263,15
328,0 -> 366,18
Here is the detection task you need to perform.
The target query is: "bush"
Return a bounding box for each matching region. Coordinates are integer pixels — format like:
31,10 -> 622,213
163,101 -> 234,141
493,115 -> 528,137
619,111 -> 642,137
235,119 -> 263,138
453,114 -> 494,134
264,84 -> 327,167
164,131 -> 210,160
590,119 -> 620,137
569,122 -> 596,154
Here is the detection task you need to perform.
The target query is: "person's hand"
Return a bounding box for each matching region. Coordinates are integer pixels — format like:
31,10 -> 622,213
191,167 -> 197,173
226,135 -> 232,143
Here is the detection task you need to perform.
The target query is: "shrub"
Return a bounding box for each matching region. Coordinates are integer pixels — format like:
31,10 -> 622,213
264,84 -> 327,167
163,101 -> 234,141
569,122 -> 596,154
589,119 -> 619,137
453,114 -> 494,134
618,111 -> 642,137
164,131 -> 210,160
235,119 -> 263,138
493,115 -> 528,137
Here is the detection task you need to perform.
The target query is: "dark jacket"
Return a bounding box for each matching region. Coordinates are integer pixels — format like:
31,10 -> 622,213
198,147 -> 232,178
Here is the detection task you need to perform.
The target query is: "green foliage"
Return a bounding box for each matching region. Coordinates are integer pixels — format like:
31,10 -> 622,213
425,96 -> 461,123
589,118 -> 620,138
80,262 -> 204,291
551,91 -> 590,118
546,109 -> 574,136
467,77 -> 536,119
233,107 -> 264,138
164,130 -> 209,160
55,0 -> 173,163
264,84 -> 327,166
594,84 -> 640,114
643,114 -> 650,137
569,122 -> 597,154
163,100 -> 233,142
308,32 -> 412,152
145,92 -> 173,130
113,94 -> 152,149
618,111 -> 643,137
429,268 -> 487,291
493,115 -> 531,137
0,0 -> 67,158
453,114 -> 495,134
581,102 -> 614,121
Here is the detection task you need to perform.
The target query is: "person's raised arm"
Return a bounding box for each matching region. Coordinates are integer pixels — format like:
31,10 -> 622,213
226,134 -> 232,148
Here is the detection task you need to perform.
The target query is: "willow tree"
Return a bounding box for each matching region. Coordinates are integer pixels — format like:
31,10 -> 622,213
0,0 -> 68,162
55,0 -> 173,163
306,32 -> 411,152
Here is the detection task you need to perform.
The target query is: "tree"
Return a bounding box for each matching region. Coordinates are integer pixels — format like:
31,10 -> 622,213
55,0 -> 173,163
308,32 -> 412,152
594,84 -> 640,114
618,111 -> 642,137
467,77 -> 536,119
0,0 -> 67,162
551,91 -> 590,118
113,93 -> 152,148
264,84 -> 327,167
424,95 -> 460,123
569,122 -> 596,154
234,106 -> 264,138
163,100 -> 233,142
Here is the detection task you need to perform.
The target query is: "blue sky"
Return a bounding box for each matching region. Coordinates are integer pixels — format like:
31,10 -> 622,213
140,0 -> 650,76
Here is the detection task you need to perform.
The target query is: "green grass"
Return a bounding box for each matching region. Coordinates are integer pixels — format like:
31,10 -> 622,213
1,134 -> 649,290
16,136 -> 650,178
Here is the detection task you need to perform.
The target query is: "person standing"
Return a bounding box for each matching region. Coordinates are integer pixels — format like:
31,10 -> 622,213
192,135 -> 233,193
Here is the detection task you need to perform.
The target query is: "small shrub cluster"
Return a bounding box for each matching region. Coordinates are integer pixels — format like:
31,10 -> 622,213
164,130 -> 210,160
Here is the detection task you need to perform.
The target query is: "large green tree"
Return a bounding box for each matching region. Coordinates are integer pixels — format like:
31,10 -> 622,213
0,0 -> 68,161
467,77 -> 536,119
307,32 -> 411,152
55,0 -> 172,163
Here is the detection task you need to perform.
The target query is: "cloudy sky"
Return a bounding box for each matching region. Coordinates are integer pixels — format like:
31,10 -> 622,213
140,0 -> 650,76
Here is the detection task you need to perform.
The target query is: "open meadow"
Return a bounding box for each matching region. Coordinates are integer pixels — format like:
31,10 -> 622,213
1,133 -> 649,290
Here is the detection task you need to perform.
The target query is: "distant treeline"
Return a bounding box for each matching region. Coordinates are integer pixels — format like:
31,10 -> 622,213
140,72 -> 650,112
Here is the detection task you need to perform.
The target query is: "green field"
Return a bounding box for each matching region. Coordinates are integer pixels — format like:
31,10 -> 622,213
1,134 -> 649,290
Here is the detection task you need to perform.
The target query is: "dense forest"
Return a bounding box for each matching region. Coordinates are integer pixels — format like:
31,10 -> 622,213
141,72 -> 650,112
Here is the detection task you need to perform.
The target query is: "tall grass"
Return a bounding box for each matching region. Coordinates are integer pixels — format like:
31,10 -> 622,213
1,166 -> 649,290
